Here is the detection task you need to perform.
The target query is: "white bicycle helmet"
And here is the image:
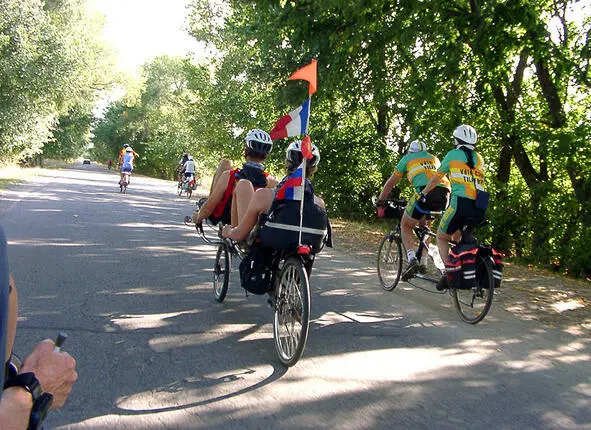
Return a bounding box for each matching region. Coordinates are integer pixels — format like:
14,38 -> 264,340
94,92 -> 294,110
453,124 -> 477,146
286,140 -> 320,170
408,139 -> 427,153
245,129 -> 273,156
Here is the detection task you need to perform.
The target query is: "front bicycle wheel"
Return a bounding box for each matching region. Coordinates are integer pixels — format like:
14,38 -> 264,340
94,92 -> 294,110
377,233 -> 403,291
213,243 -> 230,302
451,254 -> 494,324
273,257 -> 310,367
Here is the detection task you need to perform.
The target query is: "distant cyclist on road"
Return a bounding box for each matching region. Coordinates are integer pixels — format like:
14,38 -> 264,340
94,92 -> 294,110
176,152 -> 190,182
118,144 -> 138,166
120,147 -> 138,185
377,139 -> 450,279
182,155 -> 196,183
419,124 -> 487,290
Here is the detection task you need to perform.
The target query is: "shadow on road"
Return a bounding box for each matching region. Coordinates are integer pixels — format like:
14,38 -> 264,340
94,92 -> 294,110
2,168 -> 588,429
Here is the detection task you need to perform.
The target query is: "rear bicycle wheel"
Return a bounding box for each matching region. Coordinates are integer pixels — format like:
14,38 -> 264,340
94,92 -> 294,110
213,243 -> 230,302
273,257 -> 310,367
451,254 -> 494,324
377,233 -> 403,291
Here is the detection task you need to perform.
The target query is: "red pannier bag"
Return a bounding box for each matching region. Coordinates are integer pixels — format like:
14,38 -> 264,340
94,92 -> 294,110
445,244 -> 478,289
478,245 -> 504,288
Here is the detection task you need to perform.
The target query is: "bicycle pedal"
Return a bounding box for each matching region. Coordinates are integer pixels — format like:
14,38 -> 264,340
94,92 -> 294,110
401,262 -> 419,281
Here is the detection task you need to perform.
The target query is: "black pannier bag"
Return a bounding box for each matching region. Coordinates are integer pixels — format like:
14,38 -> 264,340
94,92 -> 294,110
384,202 -> 405,220
478,244 -> 503,288
258,193 -> 328,254
445,243 -> 478,289
239,244 -> 274,295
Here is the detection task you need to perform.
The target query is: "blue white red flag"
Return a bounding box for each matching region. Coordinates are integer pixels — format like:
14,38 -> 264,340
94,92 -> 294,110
269,98 -> 310,140
275,159 -> 305,201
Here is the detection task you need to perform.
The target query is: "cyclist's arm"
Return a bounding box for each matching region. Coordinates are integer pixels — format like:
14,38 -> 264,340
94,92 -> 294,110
378,171 -> 403,202
421,171 -> 445,196
0,386 -> 34,429
195,171 -> 230,222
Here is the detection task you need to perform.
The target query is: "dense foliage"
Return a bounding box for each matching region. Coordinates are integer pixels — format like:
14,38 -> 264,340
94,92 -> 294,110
0,0 -> 113,160
3,0 -> 589,277
181,0 -> 590,276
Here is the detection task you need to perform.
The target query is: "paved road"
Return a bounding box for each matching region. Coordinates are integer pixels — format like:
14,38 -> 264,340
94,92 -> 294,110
1,166 -> 589,429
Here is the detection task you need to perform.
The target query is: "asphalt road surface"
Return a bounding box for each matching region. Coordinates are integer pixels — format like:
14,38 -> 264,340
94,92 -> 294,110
1,165 -> 589,429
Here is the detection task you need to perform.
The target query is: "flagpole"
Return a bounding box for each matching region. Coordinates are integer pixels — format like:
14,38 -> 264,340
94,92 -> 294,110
298,95 -> 312,248
298,158 -> 306,247
306,96 -> 311,134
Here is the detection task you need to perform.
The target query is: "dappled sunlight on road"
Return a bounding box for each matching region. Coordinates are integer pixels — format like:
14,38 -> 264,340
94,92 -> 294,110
3,167 -> 589,429
298,344 -> 493,382
314,311 -> 404,328
148,324 -> 263,352
111,309 -> 203,330
115,365 -> 274,412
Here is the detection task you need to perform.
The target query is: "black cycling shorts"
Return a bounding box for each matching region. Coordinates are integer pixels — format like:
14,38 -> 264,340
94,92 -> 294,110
439,196 -> 486,234
407,186 -> 450,220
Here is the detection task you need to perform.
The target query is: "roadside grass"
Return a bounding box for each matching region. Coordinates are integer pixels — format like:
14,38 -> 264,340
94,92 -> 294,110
331,215 -> 590,283
0,165 -> 30,189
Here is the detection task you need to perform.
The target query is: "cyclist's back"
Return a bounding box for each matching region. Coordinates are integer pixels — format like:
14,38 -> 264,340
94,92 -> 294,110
437,143 -> 486,233
194,129 -> 275,227
418,124 -> 487,290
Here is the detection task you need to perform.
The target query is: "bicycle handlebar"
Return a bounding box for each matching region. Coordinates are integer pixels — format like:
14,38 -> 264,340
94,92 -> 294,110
184,216 -> 225,245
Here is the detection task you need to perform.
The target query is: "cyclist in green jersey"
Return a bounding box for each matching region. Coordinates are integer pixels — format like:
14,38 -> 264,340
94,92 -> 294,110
419,124 -> 487,289
377,140 -> 450,277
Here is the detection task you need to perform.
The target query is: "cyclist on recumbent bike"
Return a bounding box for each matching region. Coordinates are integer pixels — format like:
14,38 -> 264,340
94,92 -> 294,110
377,139 -> 450,280
193,129 -> 278,228
418,124 -> 488,290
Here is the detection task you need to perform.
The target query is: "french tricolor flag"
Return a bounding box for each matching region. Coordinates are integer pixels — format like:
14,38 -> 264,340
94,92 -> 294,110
269,99 -> 310,140
275,160 -> 305,201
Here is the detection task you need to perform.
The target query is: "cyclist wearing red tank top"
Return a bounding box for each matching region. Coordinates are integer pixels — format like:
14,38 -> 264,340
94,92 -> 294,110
193,129 -> 277,227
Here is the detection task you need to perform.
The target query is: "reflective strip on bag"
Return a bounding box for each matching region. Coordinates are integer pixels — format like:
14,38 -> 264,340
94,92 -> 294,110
263,221 -> 327,236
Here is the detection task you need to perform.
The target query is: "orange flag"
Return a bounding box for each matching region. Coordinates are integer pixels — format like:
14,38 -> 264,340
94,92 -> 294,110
288,59 -> 317,95
301,135 -> 313,160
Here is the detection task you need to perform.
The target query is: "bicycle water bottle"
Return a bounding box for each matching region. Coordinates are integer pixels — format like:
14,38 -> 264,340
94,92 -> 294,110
429,243 -> 445,271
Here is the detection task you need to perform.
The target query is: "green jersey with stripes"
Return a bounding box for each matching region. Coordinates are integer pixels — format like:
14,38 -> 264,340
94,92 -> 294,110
394,151 -> 450,193
437,149 -> 485,199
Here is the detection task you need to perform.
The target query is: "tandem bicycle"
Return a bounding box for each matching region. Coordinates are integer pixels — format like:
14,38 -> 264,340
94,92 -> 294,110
376,199 -> 497,324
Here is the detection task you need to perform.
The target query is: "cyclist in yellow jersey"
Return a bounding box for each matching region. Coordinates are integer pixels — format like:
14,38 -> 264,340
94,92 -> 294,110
377,140 -> 450,276
419,124 -> 487,290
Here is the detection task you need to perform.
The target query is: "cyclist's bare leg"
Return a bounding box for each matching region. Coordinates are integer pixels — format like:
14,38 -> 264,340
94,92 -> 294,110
223,188 -> 273,241
210,159 -> 233,195
401,212 -> 419,262
231,179 -> 255,226
437,228 -> 454,264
